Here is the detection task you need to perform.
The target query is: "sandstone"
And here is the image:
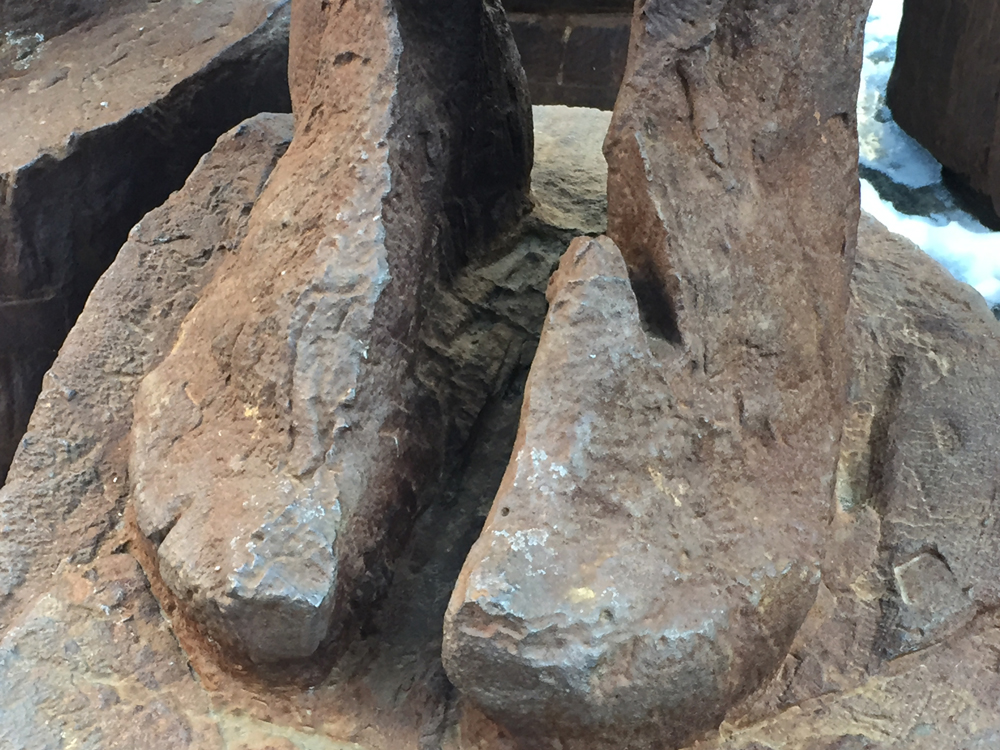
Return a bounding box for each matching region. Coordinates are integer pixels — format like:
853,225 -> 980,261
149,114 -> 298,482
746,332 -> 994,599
129,0 -> 532,665
1,0 -> 142,40
0,104 -> 581,750
0,114 -> 293,640
531,105 -> 611,234
444,0 -> 870,746
0,553 -> 225,750
446,208 -> 1000,749
689,613 -> 1000,750
756,213 -> 1000,711
887,0 -> 1000,221
2,73 -> 999,746
692,214 -> 1000,749
837,214 -> 1000,658
0,0 -> 292,483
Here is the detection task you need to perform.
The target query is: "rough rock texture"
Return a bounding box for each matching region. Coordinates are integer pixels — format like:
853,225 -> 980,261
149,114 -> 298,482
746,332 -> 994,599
689,615 -> 1000,750
0,553 -> 227,750
447,210 -> 1000,750
129,0 -> 532,666
0,0 -> 291,484
690,214 -> 1000,749
0,0 -> 143,39
0,105 -> 581,750
886,0 -> 1000,221
837,215 -> 1000,660
745,214 -> 1000,720
444,1 -> 870,746
3,90 -> 999,747
531,105 -> 612,234
0,113 -> 293,639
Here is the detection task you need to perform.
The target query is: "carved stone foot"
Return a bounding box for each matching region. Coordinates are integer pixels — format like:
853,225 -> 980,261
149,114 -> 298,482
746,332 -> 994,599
444,236 -> 832,747
128,0 -> 531,665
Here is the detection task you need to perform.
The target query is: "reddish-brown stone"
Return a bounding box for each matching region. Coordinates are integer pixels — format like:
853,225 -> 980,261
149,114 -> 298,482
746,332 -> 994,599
0,0 -> 292,484
887,0 -> 1000,221
696,215 -> 1000,750
0,114 -> 294,639
129,0 -> 532,665
444,0 -> 870,746
0,103 -> 583,750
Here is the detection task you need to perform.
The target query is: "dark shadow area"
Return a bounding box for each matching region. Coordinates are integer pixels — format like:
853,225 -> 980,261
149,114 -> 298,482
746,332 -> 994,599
629,269 -> 683,345
941,168 -> 1000,231
0,0 -> 148,41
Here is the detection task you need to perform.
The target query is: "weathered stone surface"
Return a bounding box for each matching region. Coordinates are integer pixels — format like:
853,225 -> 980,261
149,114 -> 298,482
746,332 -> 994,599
691,215 -> 1000,749
837,215 -> 1000,659
689,614 -> 1000,750
3,88 -> 1000,748
447,210 -> 1000,749
0,553 -> 225,750
751,213 -> 1000,717
0,105 -> 580,750
129,0 -> 532,665
887,0 -> 1000,221
444,0 -> 870,746
531,105 -> 611,234
0,114 -> 293,640
508,11 -> 629,110
0,0 -> 142,40
0,0 -> 292,483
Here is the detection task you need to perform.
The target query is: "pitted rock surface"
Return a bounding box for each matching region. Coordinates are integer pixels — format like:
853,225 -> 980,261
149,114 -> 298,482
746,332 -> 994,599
838,215 -> 1000,658
2,91 -> 999,748
689,613 -> 1000,750
0,554 -> 224,750
445,234 -> 826,749
0,104 -> 577,750
0,113 -> 293,638
444,0 -> 870,746
0,0 -> 292,483
129,0 -> 532,664
708,215 -> 1000,746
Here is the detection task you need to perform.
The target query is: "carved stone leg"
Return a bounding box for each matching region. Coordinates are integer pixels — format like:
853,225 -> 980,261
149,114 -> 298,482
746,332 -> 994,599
129,0 -> 531,665
443,0 -> 870,746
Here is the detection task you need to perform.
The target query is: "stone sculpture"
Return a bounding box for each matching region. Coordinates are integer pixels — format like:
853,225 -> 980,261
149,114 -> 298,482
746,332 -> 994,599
444,0 -> 871,745
128,0 -> 532,664
1,0 -> 998,747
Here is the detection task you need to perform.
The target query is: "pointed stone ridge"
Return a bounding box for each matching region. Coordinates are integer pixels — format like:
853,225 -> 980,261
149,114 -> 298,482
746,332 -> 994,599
129,0 -> 531,665
443,0 -> 869,746
0,112 -> 294,638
